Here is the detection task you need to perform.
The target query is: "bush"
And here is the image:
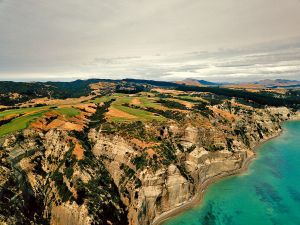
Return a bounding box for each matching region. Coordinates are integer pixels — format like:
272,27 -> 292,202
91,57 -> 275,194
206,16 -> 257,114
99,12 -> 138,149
226,138 -> 234,151
64,167 -> 74,179
51,170 -> 72,202
205,144 -> 225,151
120,163 -> 135,178
186,144 -> 196,153
159,141 -> 177,165
234,127 -> 250,147
158,99 -> 187,110
132,153 -> 148,170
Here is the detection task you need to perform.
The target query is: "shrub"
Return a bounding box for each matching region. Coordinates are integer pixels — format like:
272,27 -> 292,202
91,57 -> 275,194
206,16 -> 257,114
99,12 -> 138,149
158,99 -> 187,110
64,167 -> 74,179
132,153 -> 148,170
205,144 -> 225,151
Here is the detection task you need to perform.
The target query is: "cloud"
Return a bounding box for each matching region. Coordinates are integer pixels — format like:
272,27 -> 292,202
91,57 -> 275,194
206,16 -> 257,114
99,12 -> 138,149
71,41 -> 300,82
0,0 -> 300,81
1,41 -> 300,82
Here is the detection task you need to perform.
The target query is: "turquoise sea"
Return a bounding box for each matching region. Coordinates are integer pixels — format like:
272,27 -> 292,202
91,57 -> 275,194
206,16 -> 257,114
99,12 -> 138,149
164,121 -> 300,225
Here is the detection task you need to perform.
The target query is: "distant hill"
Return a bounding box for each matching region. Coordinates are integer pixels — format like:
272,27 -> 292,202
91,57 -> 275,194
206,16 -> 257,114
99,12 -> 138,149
177,78 -> 229,86
0,78 -> 181,106
222,79 -> 300,89
1,78 -> 299,108
176,78 -> 203,86
197,80 -> 229,86
178,78 -> 300,88
0,79 -> 115,105
254,79 -> 300,88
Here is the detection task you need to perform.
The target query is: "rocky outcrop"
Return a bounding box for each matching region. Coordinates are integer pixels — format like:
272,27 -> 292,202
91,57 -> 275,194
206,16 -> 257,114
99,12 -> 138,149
51,203 -> 91,225
0,104 -> 296,225
88,106 -> 292,225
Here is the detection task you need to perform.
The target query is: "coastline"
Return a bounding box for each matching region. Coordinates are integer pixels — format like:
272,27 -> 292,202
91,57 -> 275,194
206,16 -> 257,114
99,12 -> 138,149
152,121 -> 293,225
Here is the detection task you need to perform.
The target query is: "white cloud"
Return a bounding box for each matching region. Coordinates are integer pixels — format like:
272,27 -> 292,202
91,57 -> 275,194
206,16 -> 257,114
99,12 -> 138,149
0,0 -> 300,81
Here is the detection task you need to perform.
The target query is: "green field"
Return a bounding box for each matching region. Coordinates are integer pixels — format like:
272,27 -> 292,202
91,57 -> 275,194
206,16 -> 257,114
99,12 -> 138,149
175,95 -> 208,103
0,92 -> 171,136
138,96 -> 163,109
0,106 -> 49,119
0,109 -> 49,137
91,96 -> 114,103
0,106 -> 51,137
108,94 -> 166,122
56,107 -> 80,117
0,106 -> 82,137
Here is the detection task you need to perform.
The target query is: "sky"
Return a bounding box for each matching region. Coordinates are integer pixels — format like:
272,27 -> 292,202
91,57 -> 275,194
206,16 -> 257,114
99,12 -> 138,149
0,0 -> 300,82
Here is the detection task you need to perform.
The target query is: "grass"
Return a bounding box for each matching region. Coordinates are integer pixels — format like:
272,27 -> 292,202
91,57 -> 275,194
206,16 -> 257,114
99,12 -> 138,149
92,93 -> 162,110
0,92 -> 168,135
115,105 -> 150,117
176,95 -> 209,103
108,94 -> 166,122
139,96 -> 163,109
0,106 -> 48,119
0,106 -> 80,137
91,96 -> 114,103
111,105 -> 165,122
113,95 -> 133,104
56,107 -> 80,117
0,109 -> 49,137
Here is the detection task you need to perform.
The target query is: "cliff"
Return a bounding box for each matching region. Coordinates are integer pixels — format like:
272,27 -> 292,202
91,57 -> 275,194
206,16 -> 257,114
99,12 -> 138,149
0,98 -> 295,225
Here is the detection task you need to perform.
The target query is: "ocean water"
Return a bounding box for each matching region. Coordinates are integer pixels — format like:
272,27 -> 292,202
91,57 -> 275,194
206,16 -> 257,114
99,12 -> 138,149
164,121 -> 300,225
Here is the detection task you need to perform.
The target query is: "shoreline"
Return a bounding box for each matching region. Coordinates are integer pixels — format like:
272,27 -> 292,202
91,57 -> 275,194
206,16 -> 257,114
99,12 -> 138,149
152,123 -> 291,225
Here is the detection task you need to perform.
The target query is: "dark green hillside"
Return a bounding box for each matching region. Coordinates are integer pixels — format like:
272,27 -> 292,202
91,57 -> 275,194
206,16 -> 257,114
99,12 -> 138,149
176,85 -> 300,109
0,79 -> 113,105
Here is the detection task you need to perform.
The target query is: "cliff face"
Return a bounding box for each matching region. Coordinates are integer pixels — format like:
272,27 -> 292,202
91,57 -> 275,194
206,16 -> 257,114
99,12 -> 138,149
0,103 -> 294,225
89,106 -> 291,225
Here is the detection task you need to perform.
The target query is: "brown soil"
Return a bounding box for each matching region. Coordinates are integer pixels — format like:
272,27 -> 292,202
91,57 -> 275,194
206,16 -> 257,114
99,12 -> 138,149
131,98 -> 141,105
30,119 -> 45,130
47,119 -> 66,129
168,98 -> 194,108
74,104 -> 97,113
73,142 -> 84,160
131,138 -> 158,148
152,88 -> 184,95
106,107 -> 137,119
30,108 -> 88,132
209,107 -> 236,120
146,148 -> 156,158
62,122 -> 84,131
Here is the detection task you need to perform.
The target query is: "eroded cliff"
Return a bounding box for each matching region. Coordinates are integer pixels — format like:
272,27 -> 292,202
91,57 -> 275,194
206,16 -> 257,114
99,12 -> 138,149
0,98 -> 296,225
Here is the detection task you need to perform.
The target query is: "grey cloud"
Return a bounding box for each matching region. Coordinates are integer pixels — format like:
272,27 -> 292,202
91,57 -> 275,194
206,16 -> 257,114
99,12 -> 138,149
0,0 -> 300,81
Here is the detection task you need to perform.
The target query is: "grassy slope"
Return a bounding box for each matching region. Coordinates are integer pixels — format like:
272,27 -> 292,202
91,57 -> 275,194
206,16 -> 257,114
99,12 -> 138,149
56,107 -> 80,117
0,109 -> 49,137
0,92 -> 200,136
91,96 -> 114,104
0,107 -> 49,119
139,96 -> 163,109
0,106 -> 82,137
109,94 -> 165,122
175,95 -> 208,103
